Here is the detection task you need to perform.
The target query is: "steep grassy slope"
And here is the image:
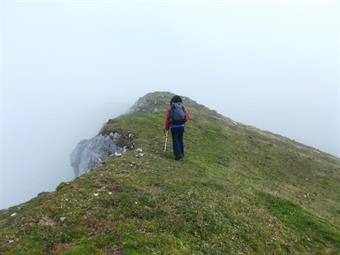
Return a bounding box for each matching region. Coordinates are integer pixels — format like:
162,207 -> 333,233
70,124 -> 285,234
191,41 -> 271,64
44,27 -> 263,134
1,92 -> 339,254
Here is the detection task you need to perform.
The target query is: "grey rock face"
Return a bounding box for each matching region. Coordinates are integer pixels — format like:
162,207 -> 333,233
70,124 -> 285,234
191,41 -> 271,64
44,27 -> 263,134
70,133 -> 124,177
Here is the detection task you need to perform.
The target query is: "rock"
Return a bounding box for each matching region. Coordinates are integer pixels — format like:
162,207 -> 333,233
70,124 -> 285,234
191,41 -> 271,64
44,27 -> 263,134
38,217 -> 56,227
115,152 -> 122,157
94,193 -> 99,197
109,132 -> 120,140
37,192 -> 50,198
60,217 -> 66,222
8,240 -> 14,244
136,148 -> 143,153
70,133 -> 124,177
10,213 -> 17,217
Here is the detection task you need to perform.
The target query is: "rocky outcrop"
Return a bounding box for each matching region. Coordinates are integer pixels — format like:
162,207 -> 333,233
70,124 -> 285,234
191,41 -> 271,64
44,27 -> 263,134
129,91 -> 174,114
70,132 -> 126,177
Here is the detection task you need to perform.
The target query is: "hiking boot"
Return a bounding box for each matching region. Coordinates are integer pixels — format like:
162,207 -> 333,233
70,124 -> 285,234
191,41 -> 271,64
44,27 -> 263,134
175,155 -> 184,161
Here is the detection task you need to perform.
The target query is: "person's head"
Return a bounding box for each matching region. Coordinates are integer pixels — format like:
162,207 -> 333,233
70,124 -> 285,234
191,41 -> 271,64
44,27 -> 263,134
170,95 -> 183,104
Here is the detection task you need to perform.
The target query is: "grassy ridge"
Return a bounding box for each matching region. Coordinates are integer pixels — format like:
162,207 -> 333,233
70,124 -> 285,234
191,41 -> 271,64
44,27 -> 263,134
0,94 -> 339,254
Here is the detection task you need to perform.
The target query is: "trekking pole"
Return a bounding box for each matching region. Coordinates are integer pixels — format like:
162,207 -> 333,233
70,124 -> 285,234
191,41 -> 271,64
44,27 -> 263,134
164,130 -> 169,152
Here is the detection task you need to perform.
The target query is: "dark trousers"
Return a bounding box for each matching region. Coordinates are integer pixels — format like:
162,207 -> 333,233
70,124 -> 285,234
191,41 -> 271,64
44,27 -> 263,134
171,127 -> 184,158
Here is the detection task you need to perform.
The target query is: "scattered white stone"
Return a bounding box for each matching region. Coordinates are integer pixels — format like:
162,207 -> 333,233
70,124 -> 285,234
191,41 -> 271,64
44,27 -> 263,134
8,240 -> 14,244
136,148 -> 143,153
60,217 -> 66,222
135,201 -> 138,205
108,192 -> 113,195
115,152 -> 122,157
304,193 -> 310,199
136,152 -> 144,158
230,120 -> 238,126
10,213 -> 17,217
94,193 -> 99,197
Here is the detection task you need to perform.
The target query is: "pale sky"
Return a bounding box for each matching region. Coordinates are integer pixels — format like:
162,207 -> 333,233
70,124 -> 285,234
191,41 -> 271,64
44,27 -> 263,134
1,0 -> 339,209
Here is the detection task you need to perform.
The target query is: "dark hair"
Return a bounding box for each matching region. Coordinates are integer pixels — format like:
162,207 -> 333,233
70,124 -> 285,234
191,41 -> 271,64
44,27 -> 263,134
170,95 -> 183,104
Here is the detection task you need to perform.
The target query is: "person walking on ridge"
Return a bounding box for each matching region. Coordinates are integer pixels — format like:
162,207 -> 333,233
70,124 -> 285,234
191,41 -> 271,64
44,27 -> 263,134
164,95 -> 190,160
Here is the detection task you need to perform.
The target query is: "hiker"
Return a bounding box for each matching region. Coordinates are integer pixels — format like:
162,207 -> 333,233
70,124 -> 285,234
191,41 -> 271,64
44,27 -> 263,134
164,95 -> 190,160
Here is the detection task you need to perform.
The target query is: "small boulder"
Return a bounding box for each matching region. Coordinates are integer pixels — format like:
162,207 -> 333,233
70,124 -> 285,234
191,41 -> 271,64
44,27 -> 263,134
38,217 -> 56,227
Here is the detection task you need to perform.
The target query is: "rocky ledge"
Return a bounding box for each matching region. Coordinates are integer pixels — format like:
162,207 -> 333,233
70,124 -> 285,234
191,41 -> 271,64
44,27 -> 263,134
70,131 -> 135,177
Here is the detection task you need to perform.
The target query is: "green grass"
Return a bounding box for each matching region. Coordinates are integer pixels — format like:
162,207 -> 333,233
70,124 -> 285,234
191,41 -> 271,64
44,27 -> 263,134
1,92 -> 339,254
256,192 -> 340,252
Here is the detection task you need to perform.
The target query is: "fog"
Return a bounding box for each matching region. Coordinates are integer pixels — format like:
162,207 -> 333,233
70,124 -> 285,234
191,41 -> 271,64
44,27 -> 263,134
1,0 -> 339,209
